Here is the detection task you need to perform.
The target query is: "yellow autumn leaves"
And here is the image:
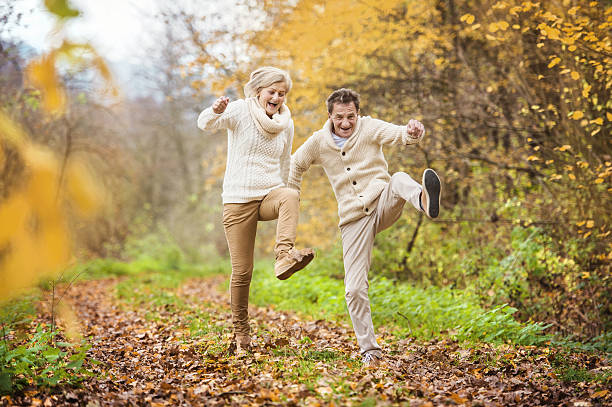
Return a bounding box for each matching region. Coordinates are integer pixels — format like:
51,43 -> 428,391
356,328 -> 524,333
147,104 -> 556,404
0,113 -> 103,301
460,14 -> 476,24
547,57 -> 561,68
1,2 -> 112,302
459,1 -> 611,174
25,41 -> 115,115
488,21 -> 509,32
26,54 -> 66,115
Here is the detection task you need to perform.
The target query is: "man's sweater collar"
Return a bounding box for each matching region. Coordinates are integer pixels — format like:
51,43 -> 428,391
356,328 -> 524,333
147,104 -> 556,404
321,116 -> 364,151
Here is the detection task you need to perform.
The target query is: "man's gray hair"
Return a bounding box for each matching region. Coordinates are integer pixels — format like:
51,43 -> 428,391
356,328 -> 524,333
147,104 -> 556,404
244,66 -> 292,98
326,88 -> 360,113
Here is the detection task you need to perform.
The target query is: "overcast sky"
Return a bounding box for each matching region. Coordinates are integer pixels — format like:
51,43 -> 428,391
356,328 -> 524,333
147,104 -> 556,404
4,0 -> 255,97
1,0 -> 160,96
8,0 -> 163,63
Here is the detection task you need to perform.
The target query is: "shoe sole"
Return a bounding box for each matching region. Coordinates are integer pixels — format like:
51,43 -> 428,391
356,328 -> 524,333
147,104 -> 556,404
422,169 -> 441,219
276,250 -> 315,280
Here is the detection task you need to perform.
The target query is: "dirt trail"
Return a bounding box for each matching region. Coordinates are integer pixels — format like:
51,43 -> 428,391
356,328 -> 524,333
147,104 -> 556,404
7,277 -> 608,406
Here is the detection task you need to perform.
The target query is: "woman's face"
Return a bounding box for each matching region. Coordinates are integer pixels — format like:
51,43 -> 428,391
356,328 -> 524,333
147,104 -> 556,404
257,82 -> 287,116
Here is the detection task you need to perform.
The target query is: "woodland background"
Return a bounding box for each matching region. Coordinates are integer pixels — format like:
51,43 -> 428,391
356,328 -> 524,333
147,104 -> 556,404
0,0 -> 610,400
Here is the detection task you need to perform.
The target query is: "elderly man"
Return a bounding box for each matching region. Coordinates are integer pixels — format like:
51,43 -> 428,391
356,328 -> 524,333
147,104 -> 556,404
288,88 -> 441,367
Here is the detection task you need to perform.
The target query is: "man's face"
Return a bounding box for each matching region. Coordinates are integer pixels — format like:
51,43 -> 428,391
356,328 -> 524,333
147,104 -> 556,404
329,102 -> 358,138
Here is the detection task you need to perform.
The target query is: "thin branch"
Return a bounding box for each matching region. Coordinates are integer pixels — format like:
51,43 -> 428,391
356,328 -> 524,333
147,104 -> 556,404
56,116 -> 75,202
400,213 -> 424,272
397,311 -> 410,321
56,268 -> 88,306
51,280 -> 56,343
432,218 -> 558,226
462,152 -> 544,177
1,322 -> 7,350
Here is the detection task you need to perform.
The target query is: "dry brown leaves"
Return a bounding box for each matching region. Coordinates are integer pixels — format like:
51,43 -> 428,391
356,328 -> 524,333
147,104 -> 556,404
2,277 -> 610,406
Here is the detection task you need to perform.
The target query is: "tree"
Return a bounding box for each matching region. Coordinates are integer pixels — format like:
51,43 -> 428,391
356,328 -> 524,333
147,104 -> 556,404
183,0 -> 611,337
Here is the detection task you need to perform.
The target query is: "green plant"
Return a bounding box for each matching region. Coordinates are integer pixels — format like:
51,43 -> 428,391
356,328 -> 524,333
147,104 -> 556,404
122,229 -> 186,270
549,349 -> 612,384
0,319 -> 94,394
248,257 -> 550,346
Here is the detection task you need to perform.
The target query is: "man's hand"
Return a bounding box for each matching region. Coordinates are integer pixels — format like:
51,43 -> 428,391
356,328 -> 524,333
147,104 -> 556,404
407,119 -> 425,140
212,96 -> 229,114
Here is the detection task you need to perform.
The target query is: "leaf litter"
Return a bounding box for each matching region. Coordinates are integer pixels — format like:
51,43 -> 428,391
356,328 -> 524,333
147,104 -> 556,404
2,276 -> 610,406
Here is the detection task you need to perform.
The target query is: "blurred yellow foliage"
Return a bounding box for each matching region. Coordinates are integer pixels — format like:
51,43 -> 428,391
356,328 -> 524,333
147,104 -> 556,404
26,54 -> 66,114
0,112 -> 102,301
1,0 -> 111,301
25,41 -> 117,116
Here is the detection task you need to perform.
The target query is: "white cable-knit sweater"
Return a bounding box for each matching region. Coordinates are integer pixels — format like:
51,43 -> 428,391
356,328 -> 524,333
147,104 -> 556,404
289,116 -> 422,226
197,99 -> 294,203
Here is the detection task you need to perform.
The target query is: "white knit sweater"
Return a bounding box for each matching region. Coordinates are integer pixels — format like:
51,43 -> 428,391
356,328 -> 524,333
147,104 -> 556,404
197,99 -> 294,203
289,116 -> 422,226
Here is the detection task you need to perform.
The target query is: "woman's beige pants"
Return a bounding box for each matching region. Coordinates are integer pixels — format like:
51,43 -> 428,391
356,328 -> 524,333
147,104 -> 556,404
222,187 -> 299,345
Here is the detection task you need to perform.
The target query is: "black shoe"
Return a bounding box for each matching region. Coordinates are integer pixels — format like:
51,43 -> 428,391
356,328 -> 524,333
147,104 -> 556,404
422,169 -> 441,219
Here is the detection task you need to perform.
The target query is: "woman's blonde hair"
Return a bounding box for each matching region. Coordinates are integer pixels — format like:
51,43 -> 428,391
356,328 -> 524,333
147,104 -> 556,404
243,66 -> 292,98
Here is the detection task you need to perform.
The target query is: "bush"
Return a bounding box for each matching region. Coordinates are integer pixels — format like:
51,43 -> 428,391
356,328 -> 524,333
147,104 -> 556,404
0,297 -> 94,394
367,215 -> 609,344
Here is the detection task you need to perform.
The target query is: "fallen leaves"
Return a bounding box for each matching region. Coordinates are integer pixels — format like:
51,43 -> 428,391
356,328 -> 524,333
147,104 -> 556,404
3,276 -> 611,406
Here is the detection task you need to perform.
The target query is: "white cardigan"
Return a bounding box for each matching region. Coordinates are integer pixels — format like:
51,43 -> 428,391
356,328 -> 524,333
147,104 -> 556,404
198,99 -> 294,203
289,116 -> 421,226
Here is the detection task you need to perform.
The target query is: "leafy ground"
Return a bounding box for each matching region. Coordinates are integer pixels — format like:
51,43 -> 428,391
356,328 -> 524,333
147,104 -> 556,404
1,270 -> 611,406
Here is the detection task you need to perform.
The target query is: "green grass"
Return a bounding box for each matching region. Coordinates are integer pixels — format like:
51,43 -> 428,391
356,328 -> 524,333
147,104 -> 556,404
248,259 -> 550,346
303,349 -> 341,361
548,349 -> 612,384
69,255 -> 229,304
557,367 -> 611,384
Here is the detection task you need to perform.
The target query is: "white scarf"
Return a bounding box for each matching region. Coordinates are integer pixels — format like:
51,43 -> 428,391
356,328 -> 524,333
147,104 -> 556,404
246,97 -> 291,136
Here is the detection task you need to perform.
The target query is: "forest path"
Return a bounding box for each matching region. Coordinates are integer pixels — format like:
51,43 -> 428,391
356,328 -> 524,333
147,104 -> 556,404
13,276 -> 608,406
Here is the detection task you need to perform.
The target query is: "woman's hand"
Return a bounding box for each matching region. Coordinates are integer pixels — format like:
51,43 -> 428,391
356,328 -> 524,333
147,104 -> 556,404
212,96 -> 230,114
407,119 -> 425,139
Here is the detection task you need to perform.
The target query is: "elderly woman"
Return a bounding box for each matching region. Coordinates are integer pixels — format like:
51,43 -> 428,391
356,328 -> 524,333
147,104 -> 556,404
197,67 -> 314,353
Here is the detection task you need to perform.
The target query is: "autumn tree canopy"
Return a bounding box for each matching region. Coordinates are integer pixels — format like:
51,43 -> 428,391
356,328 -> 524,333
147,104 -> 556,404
183,0 -> 611,337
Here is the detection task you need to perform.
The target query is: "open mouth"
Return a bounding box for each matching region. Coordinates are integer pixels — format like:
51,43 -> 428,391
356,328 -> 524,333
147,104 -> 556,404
267,102 -> 278,111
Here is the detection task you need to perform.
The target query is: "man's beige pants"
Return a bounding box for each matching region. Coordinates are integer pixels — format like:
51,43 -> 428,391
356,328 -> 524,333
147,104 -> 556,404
222,187 -> 299,345
340,172 -> 423,356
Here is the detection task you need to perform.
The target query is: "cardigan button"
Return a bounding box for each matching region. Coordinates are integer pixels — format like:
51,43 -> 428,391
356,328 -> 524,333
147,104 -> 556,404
353,181 -> 357,185
342,151 -> 346,156
365,208 -> 369,212
347,168 -> 350,171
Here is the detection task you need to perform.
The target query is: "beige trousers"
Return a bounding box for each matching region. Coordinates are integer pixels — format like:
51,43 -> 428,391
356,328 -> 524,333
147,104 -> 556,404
222,187 -> 300,344
340,172 -> 423,356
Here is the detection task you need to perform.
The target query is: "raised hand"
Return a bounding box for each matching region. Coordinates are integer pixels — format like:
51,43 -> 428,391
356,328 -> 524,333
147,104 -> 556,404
407,119 -> 425,139
212,96 -> 230,114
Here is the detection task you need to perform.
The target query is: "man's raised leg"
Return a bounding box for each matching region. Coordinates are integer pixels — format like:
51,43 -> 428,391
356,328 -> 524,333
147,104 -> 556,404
375,172 -> 421,233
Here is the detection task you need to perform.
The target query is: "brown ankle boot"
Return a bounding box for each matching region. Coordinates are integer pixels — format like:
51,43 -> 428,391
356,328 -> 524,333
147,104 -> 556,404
229,334 -> 251,356
274,248 -> 315,280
